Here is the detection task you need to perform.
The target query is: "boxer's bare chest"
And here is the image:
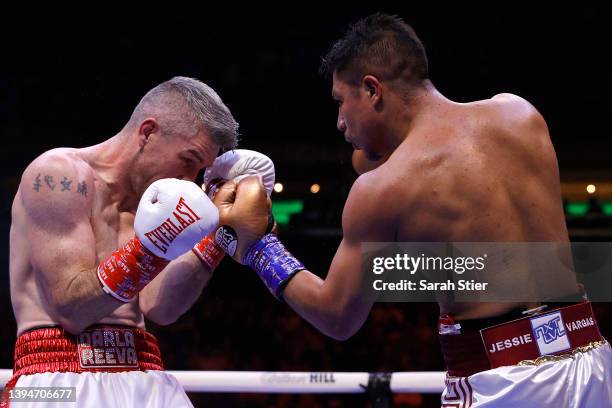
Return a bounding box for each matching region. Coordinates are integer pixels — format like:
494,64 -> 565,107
87,180 -> 142,322
90,181 -> 135,263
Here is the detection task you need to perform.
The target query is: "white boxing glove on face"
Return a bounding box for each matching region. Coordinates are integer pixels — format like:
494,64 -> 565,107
135,178 -> 219,260
204,149 -> 275,198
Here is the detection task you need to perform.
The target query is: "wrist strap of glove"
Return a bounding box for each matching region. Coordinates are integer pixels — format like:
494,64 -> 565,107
97,236 -> 170,302
192,234 -> 225,271
243,234 -> 305,300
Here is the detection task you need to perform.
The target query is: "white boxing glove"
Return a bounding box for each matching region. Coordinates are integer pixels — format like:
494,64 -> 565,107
135,178 -> 219,260
97,178 -> 219,302
204,149 -> 275,198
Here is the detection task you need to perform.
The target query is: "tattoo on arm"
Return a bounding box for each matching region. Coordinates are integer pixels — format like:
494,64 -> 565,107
44,175 -> 56,190
31,174 -> 86,197
60,176 -> 72,191
33,174 -> 42,192
77,181 -> 87,197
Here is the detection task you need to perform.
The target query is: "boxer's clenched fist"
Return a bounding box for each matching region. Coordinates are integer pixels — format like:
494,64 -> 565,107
212,176 -> 270,263
193,150 -> 276,270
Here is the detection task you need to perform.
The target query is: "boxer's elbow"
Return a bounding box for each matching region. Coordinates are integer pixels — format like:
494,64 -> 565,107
324,298 -> 369,341
320,304 -> 363,341
146,313 -> 178,326
326,324 -> 357,341
286,273 -> 364,340
139,289 -> 172,325
143,306 -> 181,326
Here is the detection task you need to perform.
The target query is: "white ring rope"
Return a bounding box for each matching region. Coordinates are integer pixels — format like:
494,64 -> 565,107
0,369 -> 445,393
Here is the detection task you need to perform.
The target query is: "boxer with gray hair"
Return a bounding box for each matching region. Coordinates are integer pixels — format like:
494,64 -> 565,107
6,76 -> 237,407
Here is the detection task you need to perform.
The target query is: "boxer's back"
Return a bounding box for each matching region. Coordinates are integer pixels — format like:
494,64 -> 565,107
10,148 -> 143,335
372,94 -> 571,318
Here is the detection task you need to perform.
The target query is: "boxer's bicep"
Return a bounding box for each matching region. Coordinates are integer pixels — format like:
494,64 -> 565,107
329,174 -> 396,314
328,237 -> 376,335
322,190 -> 395,333
20,156 -> 97,310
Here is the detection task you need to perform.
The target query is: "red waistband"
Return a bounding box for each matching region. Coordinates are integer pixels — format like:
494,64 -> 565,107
10,325 -> 163,378
3,325 -> 164,408
439,302 -> 604,377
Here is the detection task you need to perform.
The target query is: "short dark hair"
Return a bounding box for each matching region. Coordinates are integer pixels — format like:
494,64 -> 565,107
320,13 -> 429,86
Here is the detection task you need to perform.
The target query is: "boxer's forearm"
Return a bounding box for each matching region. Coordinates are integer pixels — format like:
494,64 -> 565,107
56,251 -> 212,332
139,251 -> 213,325
54,269 -> 125,334
283,270 -> 368,341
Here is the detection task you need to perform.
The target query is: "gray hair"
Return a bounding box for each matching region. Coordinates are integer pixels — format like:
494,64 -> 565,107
128,76 -> 239,151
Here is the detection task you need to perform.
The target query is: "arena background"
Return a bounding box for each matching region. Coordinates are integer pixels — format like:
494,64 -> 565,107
1,2 -> 610,407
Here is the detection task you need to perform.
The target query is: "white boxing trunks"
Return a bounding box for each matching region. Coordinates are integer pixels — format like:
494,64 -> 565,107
439,302 -> 612,407
1,325 -> 193,408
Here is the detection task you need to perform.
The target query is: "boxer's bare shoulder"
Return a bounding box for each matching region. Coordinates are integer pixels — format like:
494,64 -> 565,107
342,169 -> 401,242
485,93 -> 549,143
478,94 -> 559,181
18,148 -> 95,222
343,143 -> 443,244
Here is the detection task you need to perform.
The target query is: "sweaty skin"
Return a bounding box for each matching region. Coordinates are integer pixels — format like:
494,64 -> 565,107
10,129 -> 219,336
281,91 -> 573,340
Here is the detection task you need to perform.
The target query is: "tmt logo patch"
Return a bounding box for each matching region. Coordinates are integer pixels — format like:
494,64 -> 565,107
529,311 -> 571,356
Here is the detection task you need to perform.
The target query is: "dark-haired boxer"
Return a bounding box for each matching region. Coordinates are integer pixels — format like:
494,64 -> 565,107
215,13 -> 612,408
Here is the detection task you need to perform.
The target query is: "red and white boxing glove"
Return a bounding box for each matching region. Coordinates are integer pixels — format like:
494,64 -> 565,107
97,178 -> 219,302
193,150 -> 275,270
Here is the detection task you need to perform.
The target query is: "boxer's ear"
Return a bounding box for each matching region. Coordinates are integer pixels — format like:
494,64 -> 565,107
362,75 -> 382,106
138,118 -> 160,148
